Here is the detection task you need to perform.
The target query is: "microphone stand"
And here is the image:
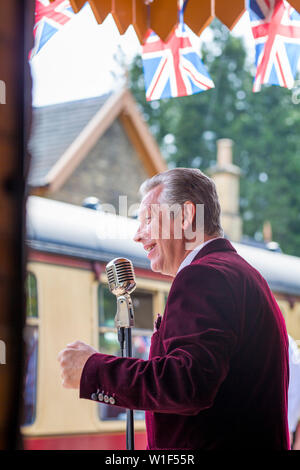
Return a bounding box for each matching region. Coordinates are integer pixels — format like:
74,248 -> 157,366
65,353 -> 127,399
115,294 -> 135,450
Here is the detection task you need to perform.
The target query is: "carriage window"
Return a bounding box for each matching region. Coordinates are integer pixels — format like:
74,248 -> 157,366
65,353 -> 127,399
22,272 -> 39,426
26,270 -> 38,318
97,284 -> 153,421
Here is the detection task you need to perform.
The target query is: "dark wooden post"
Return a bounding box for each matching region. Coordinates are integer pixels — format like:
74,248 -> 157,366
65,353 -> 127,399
0,0 -> 34,449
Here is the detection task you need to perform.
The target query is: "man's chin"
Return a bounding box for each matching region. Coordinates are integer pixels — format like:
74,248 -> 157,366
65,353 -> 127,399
150,260 -> 162,273
150,259 -> 171,276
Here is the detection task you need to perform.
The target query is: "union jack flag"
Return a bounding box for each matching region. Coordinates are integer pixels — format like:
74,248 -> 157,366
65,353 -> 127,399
248,0 -> 300,92
141,2 -> 214,101
29,0 -> 74,60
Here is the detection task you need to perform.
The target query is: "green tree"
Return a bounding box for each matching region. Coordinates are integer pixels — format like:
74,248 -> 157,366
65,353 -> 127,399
128,20 -> 300,256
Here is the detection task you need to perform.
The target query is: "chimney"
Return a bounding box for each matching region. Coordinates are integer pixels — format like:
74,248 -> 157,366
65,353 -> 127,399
262,220 -> 281,252
208,139 -> 242,242
263,220 -> 272,243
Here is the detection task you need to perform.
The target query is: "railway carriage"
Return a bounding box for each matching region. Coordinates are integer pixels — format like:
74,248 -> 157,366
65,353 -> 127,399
22,196 -> 300,450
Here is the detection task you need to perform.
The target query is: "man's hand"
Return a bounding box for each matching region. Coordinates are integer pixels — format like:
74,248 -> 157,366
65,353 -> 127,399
58,340 -> 98,389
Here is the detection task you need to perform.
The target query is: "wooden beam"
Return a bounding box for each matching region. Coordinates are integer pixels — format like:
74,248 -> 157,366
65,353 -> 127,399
150,0 -> 178,42
45,89 -> 128,193
68,0 -> 87,13
185,0 -> 214,36
121,91 -> 167,176
112,0 -> 132,35
215,0 -> 245,30
44,89 -> 167,194
89,0 -> 111,24
52,0 -> 252,42
132,0 -> 148,44
0,0 -> 34,449
288,0 -> 300,12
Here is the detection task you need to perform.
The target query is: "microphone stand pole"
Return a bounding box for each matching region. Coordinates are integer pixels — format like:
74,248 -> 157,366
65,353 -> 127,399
116,295 -> 135,450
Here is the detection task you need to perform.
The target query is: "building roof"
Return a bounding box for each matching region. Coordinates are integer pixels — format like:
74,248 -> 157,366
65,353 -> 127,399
27,196 -> 300,297
28,94 -> 110,187
28,88 -> 167,195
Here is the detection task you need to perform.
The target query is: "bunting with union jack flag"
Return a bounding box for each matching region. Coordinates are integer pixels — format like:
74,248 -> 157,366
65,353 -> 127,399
141,2 -> 214,101
248,0 -> 300,92
29,0 -> 74,60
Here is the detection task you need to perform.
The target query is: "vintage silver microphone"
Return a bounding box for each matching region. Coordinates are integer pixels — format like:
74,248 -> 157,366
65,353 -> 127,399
106,257 -> 136,329
105,257 -> 136,450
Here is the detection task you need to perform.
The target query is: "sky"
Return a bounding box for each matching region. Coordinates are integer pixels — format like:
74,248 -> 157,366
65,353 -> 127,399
30,5 -> 255,107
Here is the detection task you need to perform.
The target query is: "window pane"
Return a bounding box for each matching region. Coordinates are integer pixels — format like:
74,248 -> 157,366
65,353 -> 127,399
99,332 -> 120,356
26,273 -> 38,318
98,285 -> 115,327
22,325 -> 38,426
132,335 -> 151,360
98,285 -> 154,330
99,332 -> 151,360
131,290 -> 153,330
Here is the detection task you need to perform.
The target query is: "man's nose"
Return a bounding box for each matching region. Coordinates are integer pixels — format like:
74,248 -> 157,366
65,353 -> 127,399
133,225 -> 143,244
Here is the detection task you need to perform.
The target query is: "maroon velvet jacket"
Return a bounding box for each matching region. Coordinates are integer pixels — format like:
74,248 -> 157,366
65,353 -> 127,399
80,239 -> 290,450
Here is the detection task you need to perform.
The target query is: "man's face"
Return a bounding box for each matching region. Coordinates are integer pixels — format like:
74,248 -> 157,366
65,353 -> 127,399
133,185 -> 183,276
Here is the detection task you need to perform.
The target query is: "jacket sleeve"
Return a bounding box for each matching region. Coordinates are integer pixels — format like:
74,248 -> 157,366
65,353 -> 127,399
80,264 -> 238,415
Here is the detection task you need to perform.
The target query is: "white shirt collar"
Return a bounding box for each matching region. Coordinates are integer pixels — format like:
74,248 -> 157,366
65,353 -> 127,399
176,237 -> 222,274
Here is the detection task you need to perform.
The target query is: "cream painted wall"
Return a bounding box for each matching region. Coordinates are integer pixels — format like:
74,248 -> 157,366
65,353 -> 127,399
277,298 -> 300,343
23,262 -> 99,436
22,262 -> 170,436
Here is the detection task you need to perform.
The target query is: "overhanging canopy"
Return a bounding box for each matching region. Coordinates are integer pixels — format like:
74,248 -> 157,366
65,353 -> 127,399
51,0 -> 300,44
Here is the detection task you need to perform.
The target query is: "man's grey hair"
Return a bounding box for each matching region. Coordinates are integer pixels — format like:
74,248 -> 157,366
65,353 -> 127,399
139,168 -> 223,236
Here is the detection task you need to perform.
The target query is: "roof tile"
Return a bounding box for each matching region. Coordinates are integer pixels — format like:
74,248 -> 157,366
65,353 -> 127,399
28,93 -> 111,187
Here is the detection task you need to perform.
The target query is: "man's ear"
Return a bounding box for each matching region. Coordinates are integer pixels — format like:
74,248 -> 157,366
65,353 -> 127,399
182,201 -> 196,230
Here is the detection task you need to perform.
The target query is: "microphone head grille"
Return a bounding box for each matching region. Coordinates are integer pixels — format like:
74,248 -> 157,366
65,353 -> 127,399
106,267 -> 115,285
105,258 -> 136,296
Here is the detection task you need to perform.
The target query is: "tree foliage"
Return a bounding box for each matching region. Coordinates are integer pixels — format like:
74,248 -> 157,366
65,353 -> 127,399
128,20 -> 300,256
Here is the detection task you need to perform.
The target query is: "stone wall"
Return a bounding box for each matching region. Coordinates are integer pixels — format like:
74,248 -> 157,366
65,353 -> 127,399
50,118 -> 148,213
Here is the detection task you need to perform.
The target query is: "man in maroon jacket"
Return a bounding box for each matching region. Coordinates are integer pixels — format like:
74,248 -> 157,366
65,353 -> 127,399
58,168 -> 290,450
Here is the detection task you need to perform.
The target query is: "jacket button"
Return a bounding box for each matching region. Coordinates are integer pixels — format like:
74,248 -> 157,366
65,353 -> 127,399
98,392 -> 104,402
109,397 -> 115,405
91,393 -> 98,401
104,395 -> 109,403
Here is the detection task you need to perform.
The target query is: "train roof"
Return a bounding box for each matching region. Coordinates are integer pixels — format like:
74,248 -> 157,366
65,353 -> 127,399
26,196 -> 300,297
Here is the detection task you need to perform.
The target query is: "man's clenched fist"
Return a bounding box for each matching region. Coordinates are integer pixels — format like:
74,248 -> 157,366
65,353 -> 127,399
58,340 -> 98,389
